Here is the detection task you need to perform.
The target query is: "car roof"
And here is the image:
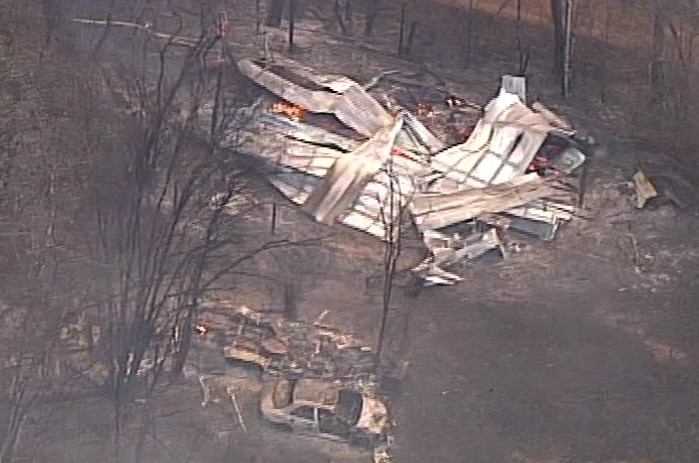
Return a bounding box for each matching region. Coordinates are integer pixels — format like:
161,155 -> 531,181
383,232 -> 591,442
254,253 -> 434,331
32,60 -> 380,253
292,378 -> 341,407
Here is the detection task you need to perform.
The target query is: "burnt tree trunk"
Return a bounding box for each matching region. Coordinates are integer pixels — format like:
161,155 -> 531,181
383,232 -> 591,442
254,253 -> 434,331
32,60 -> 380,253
551,0 -> 565,76
550,0 -> 573,97
288,0 -> 296,50
266,0 -> 286,28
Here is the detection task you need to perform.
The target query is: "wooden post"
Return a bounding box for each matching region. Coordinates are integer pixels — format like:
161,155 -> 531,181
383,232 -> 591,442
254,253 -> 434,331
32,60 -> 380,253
270,203 -> 277,235
551,0 -> 574,97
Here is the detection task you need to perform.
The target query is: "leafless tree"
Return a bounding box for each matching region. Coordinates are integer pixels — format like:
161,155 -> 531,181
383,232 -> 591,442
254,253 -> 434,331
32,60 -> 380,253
55,9 -> 315,460
374,158 -> 410,375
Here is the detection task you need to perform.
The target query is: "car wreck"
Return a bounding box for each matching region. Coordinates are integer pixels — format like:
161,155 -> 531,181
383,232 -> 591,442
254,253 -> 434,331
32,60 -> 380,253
260,377 -> 389,448
202,57 -> 592,285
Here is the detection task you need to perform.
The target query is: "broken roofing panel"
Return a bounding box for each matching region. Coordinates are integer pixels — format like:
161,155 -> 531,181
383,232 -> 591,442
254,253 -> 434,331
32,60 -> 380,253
212,103 -> 430,179
411,173 -> 557,231
398,107 -> 446,154
337,170 -> 415,241
265,163 -> 414,240
428,89 -> 553,192
303,116 -> 405,225
237,58 -> 393,137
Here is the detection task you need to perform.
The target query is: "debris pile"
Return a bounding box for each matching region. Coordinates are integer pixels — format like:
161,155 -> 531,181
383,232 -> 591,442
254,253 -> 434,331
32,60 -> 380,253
198,306 -> 377,383
201,57 -> 593,286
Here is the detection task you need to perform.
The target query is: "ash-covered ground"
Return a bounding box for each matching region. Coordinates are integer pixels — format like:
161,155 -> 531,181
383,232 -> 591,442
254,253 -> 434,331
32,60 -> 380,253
23,2 -> 699,463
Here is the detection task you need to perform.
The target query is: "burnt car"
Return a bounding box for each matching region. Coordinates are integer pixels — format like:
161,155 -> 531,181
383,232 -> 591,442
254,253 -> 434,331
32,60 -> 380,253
260,377 -> 389,448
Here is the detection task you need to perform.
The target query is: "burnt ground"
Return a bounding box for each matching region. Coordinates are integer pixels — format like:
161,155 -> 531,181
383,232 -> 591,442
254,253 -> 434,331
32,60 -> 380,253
390,204 -> 699,462
26,2 -> 699,463
303,156 -> 699,463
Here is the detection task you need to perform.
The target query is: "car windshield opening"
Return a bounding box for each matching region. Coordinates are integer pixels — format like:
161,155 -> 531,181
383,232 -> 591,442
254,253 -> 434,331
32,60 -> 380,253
336,390 -> 363,425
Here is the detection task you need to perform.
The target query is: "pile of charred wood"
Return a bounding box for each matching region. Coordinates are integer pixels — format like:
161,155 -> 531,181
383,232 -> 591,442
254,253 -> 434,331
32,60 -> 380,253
197,306 -> 377,385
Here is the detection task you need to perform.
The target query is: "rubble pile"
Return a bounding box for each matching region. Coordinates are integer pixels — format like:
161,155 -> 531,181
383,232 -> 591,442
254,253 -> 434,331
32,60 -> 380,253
198,306 -> 376,383
200,57 -> 594,286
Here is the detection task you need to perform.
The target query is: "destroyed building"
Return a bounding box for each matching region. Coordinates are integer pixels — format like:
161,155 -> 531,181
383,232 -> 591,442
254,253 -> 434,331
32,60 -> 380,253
200,57 -> 592,285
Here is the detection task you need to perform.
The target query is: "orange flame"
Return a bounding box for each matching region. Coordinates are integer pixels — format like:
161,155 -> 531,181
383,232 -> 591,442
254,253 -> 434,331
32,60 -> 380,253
271,101 -> 306,121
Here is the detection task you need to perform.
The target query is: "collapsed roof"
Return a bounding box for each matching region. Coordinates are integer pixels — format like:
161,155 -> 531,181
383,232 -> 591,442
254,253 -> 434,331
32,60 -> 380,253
203,57 -> 589,285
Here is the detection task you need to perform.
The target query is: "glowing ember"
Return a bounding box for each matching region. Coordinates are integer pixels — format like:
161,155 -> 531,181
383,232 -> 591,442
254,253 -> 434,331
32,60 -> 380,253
391,147 -> 409,158
391,146 -> 423,162
271,101 -> 306,121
